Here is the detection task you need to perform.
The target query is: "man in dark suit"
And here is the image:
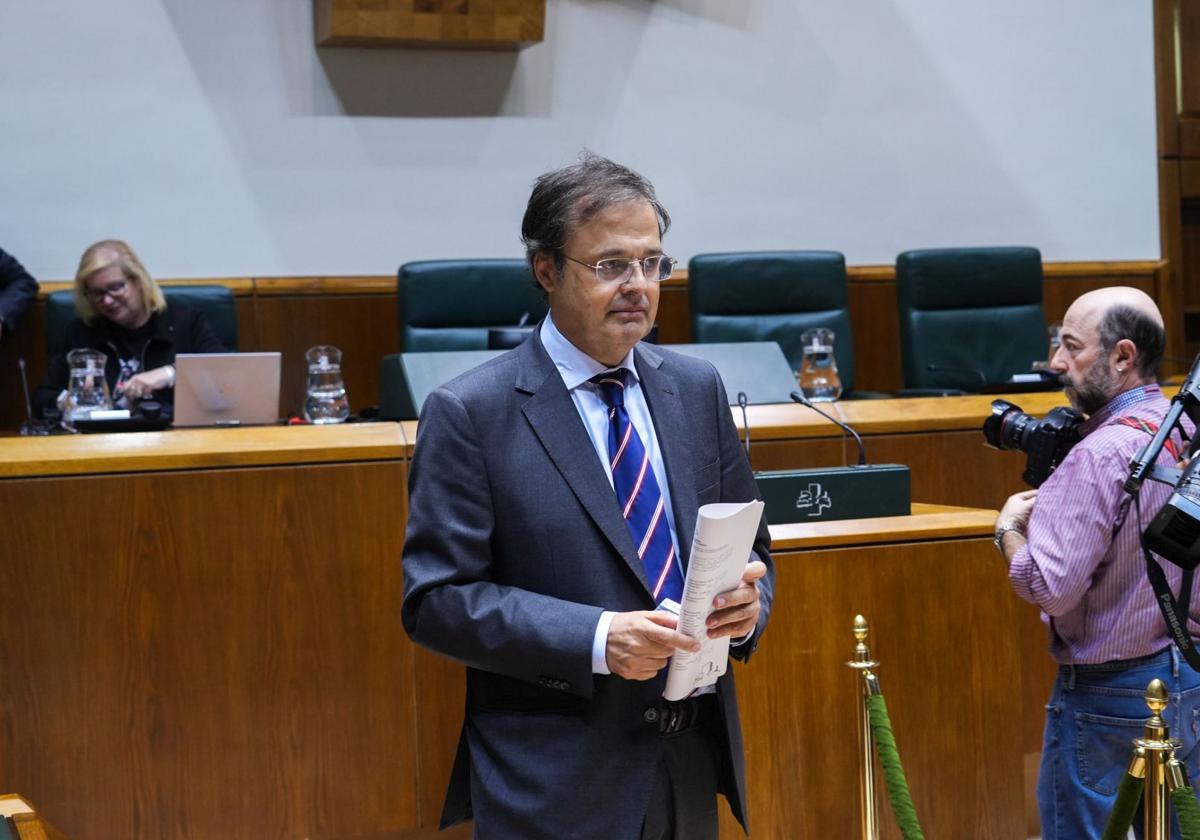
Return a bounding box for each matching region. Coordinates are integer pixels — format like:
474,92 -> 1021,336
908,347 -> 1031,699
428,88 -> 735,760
401,153 -> 774,839
0,247 -> 38,341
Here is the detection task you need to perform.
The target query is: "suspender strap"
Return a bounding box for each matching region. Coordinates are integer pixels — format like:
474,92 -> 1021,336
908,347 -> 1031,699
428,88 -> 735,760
1113,416 -> 1185,461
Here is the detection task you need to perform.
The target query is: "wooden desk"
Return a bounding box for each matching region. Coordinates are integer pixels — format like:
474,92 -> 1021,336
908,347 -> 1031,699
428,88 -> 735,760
717,503 -> 1053,839
0,426 -> 1051,839
0,424 -> 445,840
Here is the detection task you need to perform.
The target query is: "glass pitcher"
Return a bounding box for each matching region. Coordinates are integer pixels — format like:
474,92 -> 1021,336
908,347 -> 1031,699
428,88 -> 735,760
303,345 -> 350,424
796,328 -> 843,402
63,348 -> 113,430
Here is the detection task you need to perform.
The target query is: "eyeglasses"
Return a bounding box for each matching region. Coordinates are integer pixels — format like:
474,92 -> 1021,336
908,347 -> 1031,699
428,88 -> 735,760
84,279 -> 128,302
561,253 -> 677,284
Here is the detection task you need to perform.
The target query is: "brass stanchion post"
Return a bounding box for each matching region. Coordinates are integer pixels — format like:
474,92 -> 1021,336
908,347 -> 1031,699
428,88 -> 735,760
847,615 -> 881,840
1138,678 -> 1180,840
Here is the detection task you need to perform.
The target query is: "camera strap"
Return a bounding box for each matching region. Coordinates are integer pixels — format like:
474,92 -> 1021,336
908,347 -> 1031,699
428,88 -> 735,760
1117,416 -> 1200,669
1135,494 -> 1200,670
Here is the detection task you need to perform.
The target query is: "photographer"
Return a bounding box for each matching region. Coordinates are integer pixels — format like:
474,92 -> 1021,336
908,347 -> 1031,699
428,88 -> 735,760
996,287 -> 1200,839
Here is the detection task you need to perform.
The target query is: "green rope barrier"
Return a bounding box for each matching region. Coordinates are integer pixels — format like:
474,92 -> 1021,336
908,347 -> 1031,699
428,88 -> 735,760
1100,772 -> 1142,840
1172,784 -> 1200,840
865,694 -> 925,840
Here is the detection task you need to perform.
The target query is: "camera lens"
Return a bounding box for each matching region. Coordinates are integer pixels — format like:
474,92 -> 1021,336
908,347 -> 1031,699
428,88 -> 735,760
983,400 -> 1032,451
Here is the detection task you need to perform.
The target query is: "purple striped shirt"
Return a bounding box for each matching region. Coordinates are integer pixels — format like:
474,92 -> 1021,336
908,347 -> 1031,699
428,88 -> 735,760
1009,384 -> 1200,664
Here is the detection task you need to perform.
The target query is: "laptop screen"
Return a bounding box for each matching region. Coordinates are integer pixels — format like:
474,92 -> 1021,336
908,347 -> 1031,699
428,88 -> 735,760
173,352 -> 282,427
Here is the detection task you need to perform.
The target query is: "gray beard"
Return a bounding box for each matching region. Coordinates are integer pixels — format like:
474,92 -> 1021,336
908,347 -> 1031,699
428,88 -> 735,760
1064,363 -> 1118,416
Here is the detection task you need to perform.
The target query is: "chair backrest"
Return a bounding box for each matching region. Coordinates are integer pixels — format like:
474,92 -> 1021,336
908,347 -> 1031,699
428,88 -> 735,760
895,247 -> 1046,390
688,251 -> 855,393
46,284 -> 238,356
398,259 -> 549,352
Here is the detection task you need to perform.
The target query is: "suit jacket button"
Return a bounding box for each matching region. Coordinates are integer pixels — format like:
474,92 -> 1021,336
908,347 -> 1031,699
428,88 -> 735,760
644,706 -> 659,723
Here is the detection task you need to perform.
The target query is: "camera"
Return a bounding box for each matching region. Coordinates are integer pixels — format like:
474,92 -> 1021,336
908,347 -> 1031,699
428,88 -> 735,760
1142,459 -> 1200,570
983,399 -> 1084,488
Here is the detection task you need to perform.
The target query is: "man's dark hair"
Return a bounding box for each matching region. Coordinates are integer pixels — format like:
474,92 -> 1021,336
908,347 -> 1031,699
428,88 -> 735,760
521,152 -> 670,279
1098,303 -> 1165,378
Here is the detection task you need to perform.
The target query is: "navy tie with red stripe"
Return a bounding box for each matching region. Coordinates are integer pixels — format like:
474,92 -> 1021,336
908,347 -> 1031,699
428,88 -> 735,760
591,370 -> 684,605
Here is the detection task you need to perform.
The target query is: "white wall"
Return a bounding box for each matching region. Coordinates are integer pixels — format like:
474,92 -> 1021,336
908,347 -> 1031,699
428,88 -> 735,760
0,1 -> 1159,280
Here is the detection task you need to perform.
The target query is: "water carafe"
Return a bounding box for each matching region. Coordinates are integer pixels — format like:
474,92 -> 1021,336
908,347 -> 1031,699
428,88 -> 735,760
63,348 -> 113,430
796,328 -> 842,402
303,345 -> 350,424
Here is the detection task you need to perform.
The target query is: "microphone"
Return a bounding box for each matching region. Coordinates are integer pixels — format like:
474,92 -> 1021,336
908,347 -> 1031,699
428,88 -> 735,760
19,358 -> 33,422
790,391 -> 867,466
736,391 -> 751,463
925,363 -> 986,388
18,358 -> 53,436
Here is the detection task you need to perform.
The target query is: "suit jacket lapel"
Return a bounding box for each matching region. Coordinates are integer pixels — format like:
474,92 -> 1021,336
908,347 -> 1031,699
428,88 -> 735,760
636,345 -> 699,572
518,332 -> 653,595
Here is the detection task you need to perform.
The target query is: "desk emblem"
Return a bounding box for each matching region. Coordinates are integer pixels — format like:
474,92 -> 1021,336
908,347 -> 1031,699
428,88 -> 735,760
796,483 -> 832,517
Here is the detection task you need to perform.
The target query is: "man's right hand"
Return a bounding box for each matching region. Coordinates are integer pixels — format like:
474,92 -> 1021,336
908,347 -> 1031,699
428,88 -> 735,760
605,611 -> 699,681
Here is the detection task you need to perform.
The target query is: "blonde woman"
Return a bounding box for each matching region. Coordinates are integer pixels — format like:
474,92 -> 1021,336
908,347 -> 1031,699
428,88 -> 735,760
34,240 -> 225,417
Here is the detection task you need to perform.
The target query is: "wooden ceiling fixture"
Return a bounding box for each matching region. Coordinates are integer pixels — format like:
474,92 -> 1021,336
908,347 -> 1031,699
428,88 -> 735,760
314,0 -> 545,49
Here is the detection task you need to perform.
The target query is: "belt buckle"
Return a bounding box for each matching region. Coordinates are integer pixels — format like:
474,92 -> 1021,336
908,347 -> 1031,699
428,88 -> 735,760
659,699 -> 694,736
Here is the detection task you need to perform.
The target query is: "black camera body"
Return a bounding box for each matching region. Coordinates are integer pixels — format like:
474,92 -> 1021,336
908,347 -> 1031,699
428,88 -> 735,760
1143,460 -> 1200,570
983,399 -> 1085,488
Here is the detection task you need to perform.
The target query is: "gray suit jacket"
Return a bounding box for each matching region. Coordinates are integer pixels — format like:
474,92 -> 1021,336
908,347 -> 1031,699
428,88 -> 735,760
401,330 -> 774,839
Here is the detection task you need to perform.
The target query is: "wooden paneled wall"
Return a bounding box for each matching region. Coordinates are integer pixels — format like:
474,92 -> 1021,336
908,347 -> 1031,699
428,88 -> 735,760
0,260 -> 1167,431
1157,0 -> 1200,365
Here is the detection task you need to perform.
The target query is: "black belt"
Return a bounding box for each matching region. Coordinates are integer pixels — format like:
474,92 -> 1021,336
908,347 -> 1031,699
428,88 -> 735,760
1063,646 -> 1172,675
643,693 -> 718,737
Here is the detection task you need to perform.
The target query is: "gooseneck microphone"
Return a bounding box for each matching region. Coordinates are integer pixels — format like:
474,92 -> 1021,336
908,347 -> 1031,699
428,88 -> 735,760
790,391 -> 868,466
18,358 -> 33,424
925,363 -> 987,389
736,391 -> 751,463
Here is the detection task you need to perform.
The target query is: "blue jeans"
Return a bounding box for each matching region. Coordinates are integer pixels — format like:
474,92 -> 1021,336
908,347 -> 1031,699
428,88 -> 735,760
1038,647 -> 1200,840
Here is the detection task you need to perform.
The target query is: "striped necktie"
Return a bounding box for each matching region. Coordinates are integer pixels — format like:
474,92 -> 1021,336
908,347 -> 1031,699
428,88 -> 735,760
590,369 -> 684,605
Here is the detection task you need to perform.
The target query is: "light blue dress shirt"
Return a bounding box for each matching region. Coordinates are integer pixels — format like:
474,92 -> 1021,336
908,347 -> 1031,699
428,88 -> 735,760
540,315 -> 684,675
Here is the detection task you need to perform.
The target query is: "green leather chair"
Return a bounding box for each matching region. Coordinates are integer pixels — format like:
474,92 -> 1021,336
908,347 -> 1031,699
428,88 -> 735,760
895,247 -> 1046,391
45,284 -> 238,356
688,251 -> 859,394
398,259 -> 548,352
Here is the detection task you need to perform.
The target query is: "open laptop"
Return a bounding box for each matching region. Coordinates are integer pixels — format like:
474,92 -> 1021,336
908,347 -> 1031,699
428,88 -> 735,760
174,352 -> 282,427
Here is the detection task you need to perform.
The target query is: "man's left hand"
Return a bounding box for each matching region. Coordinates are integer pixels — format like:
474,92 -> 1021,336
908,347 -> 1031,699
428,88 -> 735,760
997,489 -> 1038,536
706,560 -> 766,639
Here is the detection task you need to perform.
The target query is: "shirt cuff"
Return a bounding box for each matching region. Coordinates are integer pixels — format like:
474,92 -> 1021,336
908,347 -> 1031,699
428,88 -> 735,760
592,610 -> 616,675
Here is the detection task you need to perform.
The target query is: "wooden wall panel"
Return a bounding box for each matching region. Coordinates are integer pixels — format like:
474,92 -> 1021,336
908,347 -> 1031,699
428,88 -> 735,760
1178,0 -> 1200,157
654,281 -> 692,345
717,537 -> 1033,839
1043,271 -> 1156,326
251,294 -> 400,419
848,279 -> 904,393
0,460 -> 415,840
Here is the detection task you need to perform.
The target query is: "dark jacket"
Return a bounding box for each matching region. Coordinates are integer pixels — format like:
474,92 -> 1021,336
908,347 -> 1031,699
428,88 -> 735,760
34,303 -> 226,417
401,331 -> 774,838
0,247 -> 38,334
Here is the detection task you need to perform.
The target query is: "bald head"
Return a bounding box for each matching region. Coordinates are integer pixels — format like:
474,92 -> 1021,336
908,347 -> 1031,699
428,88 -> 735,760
1065,286 -> 1163,333
1054,286 -> 1165,413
